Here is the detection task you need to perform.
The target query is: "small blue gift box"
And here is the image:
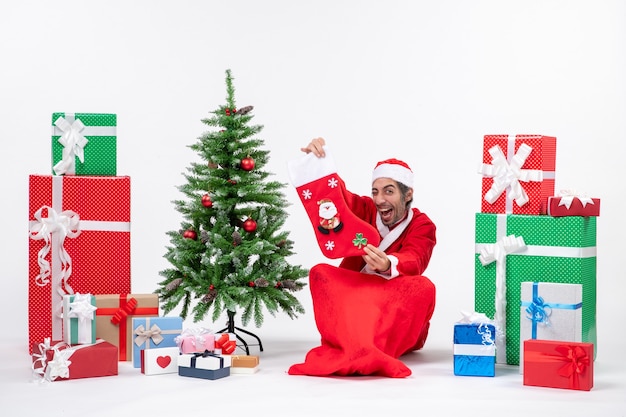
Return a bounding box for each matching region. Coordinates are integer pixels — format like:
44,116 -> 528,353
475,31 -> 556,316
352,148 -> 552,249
453,323 -> 496,377
178,352 -> 231,380
131,316 -> 183,368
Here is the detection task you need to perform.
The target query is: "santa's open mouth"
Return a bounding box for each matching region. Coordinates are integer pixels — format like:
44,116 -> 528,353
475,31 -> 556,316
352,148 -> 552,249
379,208 -> 393,223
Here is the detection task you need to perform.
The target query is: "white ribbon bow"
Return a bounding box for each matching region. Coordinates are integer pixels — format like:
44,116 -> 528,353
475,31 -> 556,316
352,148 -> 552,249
557,189 -> 595,209
31,338 -> 54,379
45,348 -> 73,381
53,116 -> 89,175
457,311 -> 499,347
479,143 -> 543,208
175,327 -> 213,349
31,338 -> 72,382
458,310 -> 492,325
29,206 -> 81,289
134,324 -> 164,346
478,235 -> 527,267
67,293 -> 97,323
478,234 -> 527,362
32,339 -> 104,382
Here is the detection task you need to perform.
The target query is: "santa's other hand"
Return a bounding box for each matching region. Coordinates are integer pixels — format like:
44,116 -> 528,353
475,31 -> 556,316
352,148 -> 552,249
363,245 -> 391,272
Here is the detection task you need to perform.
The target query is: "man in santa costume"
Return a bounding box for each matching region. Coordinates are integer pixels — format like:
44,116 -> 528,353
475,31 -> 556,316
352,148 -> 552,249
287,137 -> 437,378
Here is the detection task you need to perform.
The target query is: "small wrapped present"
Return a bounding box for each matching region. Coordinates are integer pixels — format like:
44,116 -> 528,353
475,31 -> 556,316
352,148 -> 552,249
547,190 -> 600,217
453,311 -> 496,377
478,134 -> 557,215
175,327 -> 215,354
32,338 -> 118,382
519,282 -> 582,373
132,316 -> 183,368
178,352 -> 231,380
141,346 -> 180,375
214,333 -> 237,354
28,175 -> 131,352
63,293 -> 97,345
227,354 -> 260,374
51,112 -> 117,176
523,339 -> 593,391
95,294 -> 159,361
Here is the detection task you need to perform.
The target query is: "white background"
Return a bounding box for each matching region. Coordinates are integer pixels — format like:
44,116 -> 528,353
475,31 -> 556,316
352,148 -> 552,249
1,1 -> 625,415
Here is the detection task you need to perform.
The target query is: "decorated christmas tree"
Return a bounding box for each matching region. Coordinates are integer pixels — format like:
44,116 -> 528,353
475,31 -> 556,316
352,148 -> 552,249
156,69 -> 308,340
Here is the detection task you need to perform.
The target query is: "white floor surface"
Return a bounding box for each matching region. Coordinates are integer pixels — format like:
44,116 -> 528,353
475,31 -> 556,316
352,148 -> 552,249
2,334 -> 624,417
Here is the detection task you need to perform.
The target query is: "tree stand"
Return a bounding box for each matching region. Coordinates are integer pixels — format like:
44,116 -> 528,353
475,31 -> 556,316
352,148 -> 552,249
216,310 -> 264,355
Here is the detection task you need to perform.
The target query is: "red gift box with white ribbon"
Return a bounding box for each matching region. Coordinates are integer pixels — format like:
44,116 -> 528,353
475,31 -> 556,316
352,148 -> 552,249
547,190 -> 600,217
28,175 -> 131,353
31,338 -> 118,382
479,134 -> 556,215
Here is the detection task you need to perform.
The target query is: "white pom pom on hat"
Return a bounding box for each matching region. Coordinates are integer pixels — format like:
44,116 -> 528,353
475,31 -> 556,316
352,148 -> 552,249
372,158 -> 414,188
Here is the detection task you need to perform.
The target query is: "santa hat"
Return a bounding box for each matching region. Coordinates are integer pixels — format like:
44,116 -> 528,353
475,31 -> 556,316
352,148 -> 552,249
372,158 -> 414,188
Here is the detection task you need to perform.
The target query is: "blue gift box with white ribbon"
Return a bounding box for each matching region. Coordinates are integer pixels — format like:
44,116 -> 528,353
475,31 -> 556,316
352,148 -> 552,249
453,322 -> 496,377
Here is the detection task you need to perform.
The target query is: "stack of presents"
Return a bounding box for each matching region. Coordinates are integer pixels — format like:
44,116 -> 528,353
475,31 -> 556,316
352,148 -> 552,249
453,134 -> 599,391
28,112 -> 259,383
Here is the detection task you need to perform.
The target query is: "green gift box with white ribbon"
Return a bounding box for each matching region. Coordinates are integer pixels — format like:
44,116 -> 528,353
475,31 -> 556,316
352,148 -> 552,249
62,293 -> 97,345
474,213 -> 596,365
51,112 -> 117,176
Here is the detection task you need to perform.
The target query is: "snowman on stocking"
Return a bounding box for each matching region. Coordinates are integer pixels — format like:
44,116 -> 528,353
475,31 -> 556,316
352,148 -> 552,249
287,147 -> 380,259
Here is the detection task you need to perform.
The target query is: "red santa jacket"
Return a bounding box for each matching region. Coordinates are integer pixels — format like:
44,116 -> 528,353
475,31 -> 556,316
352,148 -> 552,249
337,180 -> 436,276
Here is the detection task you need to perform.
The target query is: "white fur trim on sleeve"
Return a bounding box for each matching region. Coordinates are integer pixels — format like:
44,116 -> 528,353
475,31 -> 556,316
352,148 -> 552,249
361,255 -> 399,280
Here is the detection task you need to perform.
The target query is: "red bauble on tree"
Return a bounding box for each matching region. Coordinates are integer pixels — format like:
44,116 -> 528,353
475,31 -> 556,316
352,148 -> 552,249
240,156 -> 255,171
201,194 -> 213,208
242,218 -> 257,233
183,229 -> 197,240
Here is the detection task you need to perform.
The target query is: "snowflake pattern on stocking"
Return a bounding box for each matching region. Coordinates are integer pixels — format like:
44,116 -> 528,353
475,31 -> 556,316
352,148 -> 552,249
288,147 -> 380,258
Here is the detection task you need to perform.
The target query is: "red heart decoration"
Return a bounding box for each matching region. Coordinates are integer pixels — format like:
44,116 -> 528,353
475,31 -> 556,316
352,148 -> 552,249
156,355 -> 172,368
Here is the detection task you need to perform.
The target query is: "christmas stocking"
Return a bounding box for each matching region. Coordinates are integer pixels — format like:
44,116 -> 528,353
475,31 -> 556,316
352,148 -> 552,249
287,146 -> 380,259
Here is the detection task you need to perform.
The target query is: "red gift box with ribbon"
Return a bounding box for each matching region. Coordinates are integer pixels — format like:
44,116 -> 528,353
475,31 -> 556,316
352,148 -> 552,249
547,191 -> 600,217
523,339 -> 593,391
28,175 -> 131,353
95,294 -> 159,361
31,338 -> 118,382
479,134 -> 557,215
